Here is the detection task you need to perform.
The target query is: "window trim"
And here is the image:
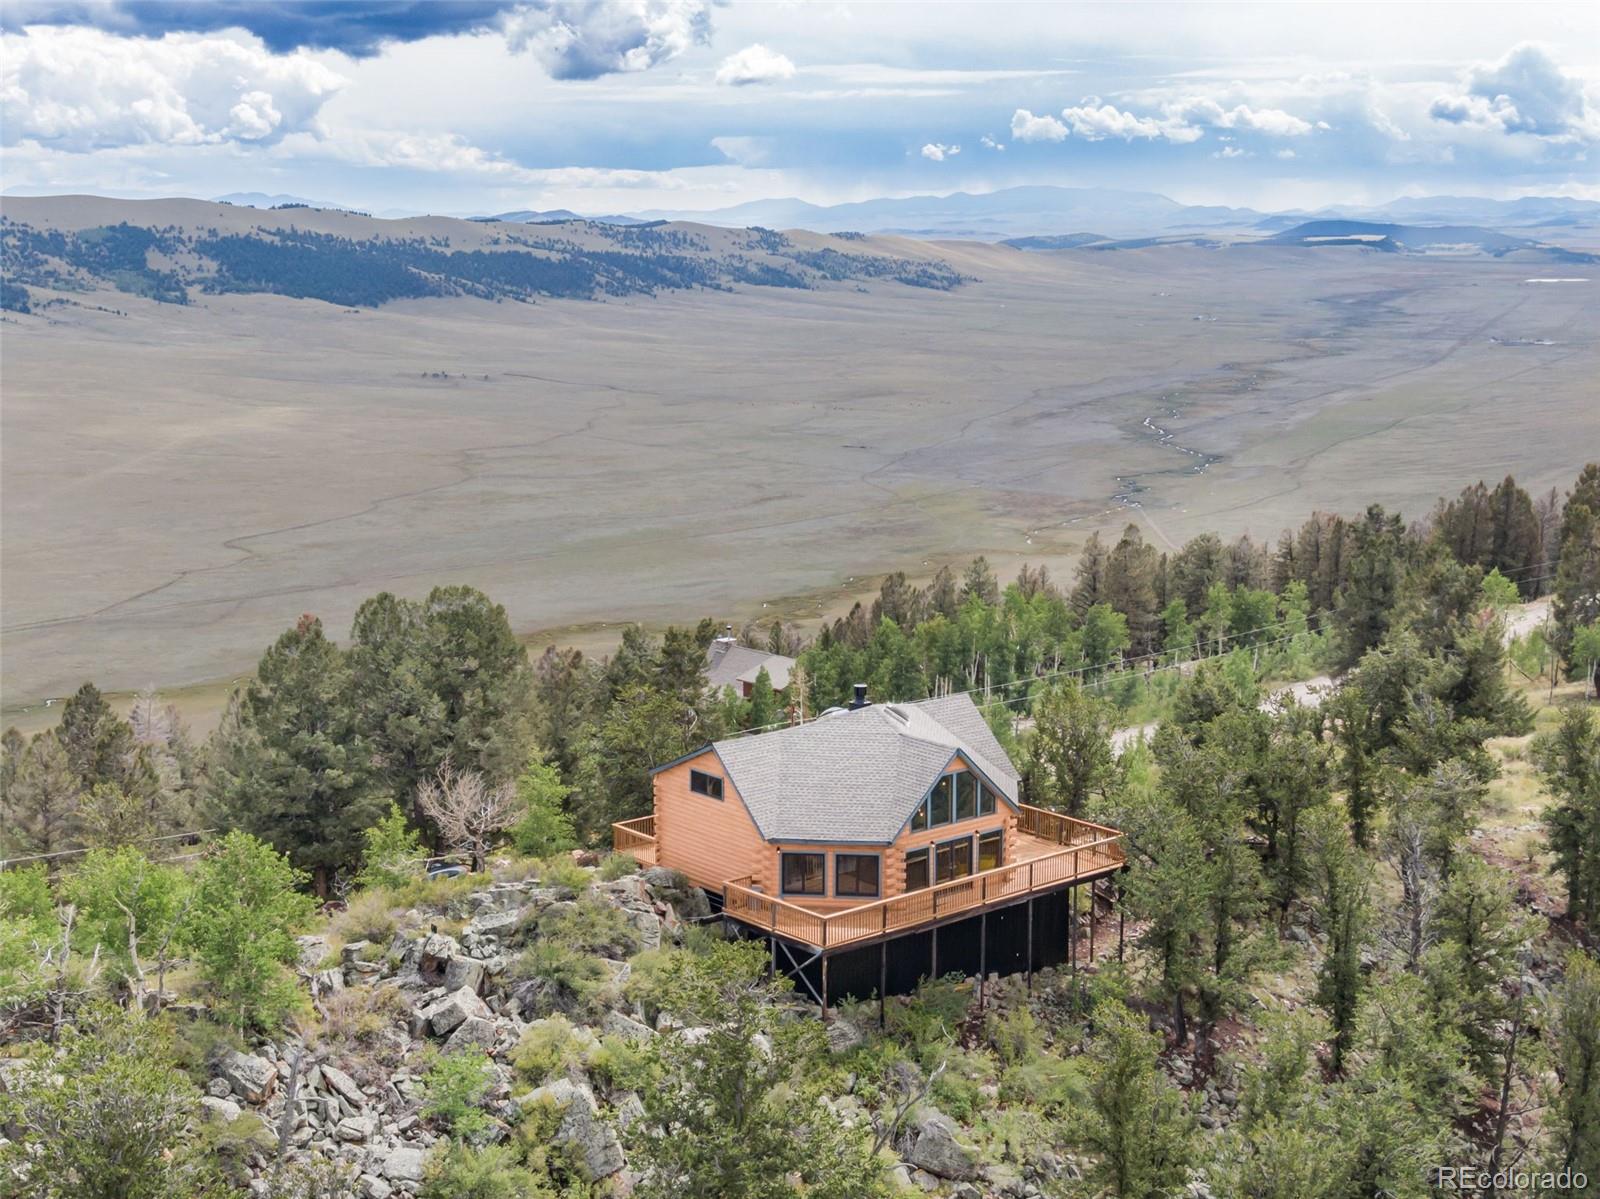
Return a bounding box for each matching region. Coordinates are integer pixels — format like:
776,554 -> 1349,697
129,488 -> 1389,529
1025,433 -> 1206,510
688,768 -> 724,800
779,851 -> 826,897
904,847 -> 930,893
834,852 -> 881,898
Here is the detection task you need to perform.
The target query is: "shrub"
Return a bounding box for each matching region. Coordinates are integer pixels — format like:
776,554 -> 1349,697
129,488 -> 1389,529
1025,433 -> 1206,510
355,803 -> 424,891
332,889 -> 400,946
0,1005 -> 216,1199
537,856 -> 590,892
588,1033 -> 654,1094
535,892 -> 641,959
597,852 -> 639,881
511,940 -> 609,1018
420,1048 -> 495,1139
421,1143 -> 542,1199
312,986 -> 410,1085
0,864 -> 57,1014
510,1014 -> 597,1083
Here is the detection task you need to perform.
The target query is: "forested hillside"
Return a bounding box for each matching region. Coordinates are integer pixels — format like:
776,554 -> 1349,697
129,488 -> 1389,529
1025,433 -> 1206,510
2,464 -> 1598,1199
0,203 -> 967,312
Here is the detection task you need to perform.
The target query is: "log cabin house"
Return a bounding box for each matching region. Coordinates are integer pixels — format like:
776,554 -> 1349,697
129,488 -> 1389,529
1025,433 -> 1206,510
613,688 -> 1125,1008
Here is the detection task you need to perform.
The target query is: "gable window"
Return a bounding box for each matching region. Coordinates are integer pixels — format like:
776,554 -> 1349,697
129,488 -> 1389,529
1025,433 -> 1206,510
929,774 -> 954,826
911,768 -> 1002,833
905,848 -> 930,892
935,836 -> 972,884
689,769 -> 724,799
955,772 -> 977,821
781,852 -> 825,896
835,854 -> 880,898
978,829 -> 1003,872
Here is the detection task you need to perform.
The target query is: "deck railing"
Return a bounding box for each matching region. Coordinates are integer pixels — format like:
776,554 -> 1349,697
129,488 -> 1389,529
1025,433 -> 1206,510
611,814 -> 657,857
723,805 -> 1124,950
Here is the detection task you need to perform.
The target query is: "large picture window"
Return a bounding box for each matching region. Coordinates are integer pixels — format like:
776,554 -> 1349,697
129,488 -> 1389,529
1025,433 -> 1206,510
905,847 -> 930,892
835,853 -> 880,898
929,774 -> 954,826
689,769 -> 723,799
955,772 -> 977,821
935,836 -> 972,884
780,852 -> 825,896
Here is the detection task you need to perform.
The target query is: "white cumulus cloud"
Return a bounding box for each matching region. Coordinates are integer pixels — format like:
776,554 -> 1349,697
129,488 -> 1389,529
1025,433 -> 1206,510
714,43 -> 795,87
920,141 -> 959,161
980,134 -> 1004,151
1429,43 -> 1598,140
1010,108 -> 1067,142
503,0 -> 711,81
0,25 -> 343,151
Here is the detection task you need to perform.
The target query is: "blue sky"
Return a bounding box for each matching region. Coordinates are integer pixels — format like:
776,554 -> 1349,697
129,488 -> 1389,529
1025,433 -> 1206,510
3,1 -> 1596,216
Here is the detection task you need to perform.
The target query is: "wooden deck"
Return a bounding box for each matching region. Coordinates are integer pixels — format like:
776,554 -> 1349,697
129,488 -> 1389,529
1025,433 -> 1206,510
612,805 -> 1123,952
611,815 -> 657,866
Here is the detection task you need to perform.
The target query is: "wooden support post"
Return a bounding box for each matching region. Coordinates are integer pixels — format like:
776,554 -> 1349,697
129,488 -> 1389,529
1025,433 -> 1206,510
769,934 -> 777,981
1117,876 -> 1126,963
879,942 -> 888,1030
1026,896 -> 1035,994
978,911 -> 988,1009
1089,879 -> 1097,963
820,954 -> 830,1021
1069,883 -> 1077,976
931,923 -> 939,981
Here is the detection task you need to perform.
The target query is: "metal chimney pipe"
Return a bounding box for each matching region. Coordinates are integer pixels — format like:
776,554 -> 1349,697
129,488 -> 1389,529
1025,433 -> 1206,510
850,683 -> 869,710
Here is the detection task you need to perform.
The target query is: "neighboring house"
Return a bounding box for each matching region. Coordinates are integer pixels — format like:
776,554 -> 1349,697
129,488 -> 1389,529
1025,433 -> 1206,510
613,689 -> 1124,1007
705,634 -> 794,698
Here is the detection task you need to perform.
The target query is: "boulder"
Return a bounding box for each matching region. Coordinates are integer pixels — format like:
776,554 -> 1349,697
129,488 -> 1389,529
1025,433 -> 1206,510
601,1011 -> 654,1044
320,1063 -> 366,1109
443,956 -> 486,995
217,1050 -> 278,1104
199,1096 -> 242,1123
421,986 -> 491,1036
443,1016 -> 498,1054
908,1108 -> 980,1181
465,909 -> 520,939
336,1115 -> 377,1143
359,1176 -> 393,1199
378,1144 -> 427,1185
295,935 -> 331,972
517,1078 -> 624,1181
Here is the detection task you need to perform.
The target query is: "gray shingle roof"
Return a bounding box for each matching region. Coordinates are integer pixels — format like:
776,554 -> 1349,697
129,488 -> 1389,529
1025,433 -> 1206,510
707,693 -> 1020,844
705,640 -> 794,691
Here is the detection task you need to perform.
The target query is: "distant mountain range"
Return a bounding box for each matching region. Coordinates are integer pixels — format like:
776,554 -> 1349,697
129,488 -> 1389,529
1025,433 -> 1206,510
621,186 -> 1600,241
478,208 -> 649,226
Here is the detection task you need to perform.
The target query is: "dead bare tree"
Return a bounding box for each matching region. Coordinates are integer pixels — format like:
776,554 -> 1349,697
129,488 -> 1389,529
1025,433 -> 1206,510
416,759 -> 519,873
871,1057 -> 949,1156
1381,802 -> 1439,973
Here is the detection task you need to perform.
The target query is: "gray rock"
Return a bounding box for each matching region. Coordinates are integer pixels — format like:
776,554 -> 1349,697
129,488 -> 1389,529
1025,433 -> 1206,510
320,1063 -> 365,1109
466,910 -> 520,939
218,1050 -> 278,1103
379,1144 -> 427,1184
421,986 -> 491,1036
601,1011 -> 654,1044
337,1115 -> 377,1143
444,956 -> 486,995
359,1176 -> 393,1199
200,1096 -> 242,1123
206,1076 -> 234,1099
516,1078 -> 624,1181
295,935 -> 331,972
341,940 -> 373,965
444,1015 -> 498,1053
908,1108 -> 980,1181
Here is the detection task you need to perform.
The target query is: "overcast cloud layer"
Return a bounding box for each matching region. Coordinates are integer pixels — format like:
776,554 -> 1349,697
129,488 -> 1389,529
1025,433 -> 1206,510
2,1 -> 1595,215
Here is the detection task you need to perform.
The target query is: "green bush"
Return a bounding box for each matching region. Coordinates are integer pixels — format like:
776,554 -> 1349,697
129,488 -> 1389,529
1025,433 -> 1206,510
421,1143 -> 543,1199
536,856 -> 590,892
511,940 -> 609,1018
420,1048 -> 495,1139
588,1033 -> 654,1094
597,852 -> 639,881
535,893 -> 640,959
510,1014 -> 597,1083
355,803 -> 424,891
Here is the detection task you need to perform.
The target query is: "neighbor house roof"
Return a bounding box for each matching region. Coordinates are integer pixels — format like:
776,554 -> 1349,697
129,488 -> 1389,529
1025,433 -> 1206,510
705,639 -> 794,692
692,692 -> 1020,844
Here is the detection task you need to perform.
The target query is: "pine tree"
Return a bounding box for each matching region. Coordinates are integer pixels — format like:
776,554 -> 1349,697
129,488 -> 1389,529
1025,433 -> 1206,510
1532,707 -> 1600,926
207,615 -> 385,896
1308,808 -> 1373,1072
1027,682 -> 1117,815
1549,950 -> 1600,1186
1334,504 -> 1406,669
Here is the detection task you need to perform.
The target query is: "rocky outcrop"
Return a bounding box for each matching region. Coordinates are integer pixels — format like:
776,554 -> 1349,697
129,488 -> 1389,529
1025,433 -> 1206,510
217,1050 -> 278,1103
516,1078 -> 625,1181
907,1108 -> 982,1181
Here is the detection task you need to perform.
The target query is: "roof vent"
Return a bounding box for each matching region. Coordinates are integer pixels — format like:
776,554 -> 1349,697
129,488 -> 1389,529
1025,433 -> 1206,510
884,704 -> 910,723
849,683 -> 870,710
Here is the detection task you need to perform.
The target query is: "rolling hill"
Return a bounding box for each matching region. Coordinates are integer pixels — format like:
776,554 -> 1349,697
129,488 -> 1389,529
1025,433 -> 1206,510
0,195 -> 967,312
